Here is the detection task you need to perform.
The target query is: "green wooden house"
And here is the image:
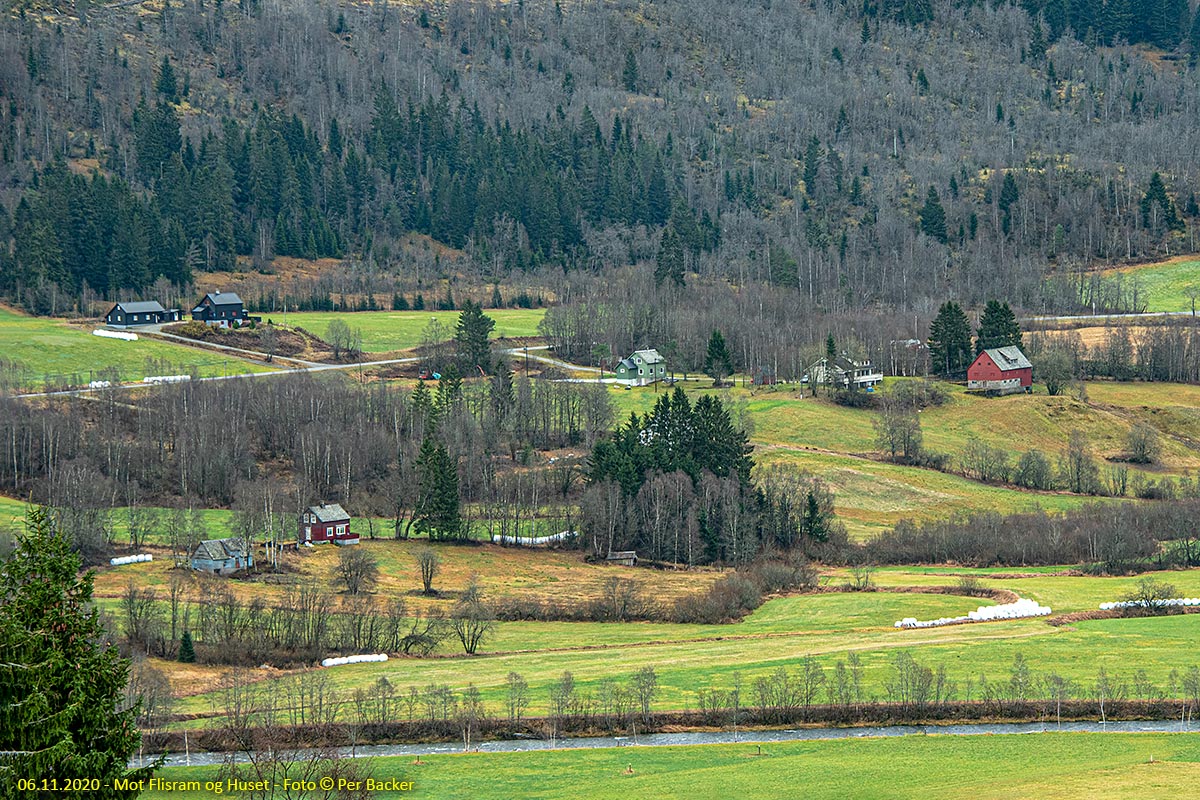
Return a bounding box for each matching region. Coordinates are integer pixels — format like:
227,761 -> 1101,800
616,349 -> 667,385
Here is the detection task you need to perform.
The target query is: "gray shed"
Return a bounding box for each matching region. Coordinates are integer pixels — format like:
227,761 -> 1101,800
190,538 -> 254,575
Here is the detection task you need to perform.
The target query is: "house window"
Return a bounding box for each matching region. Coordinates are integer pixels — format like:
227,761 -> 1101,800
336,524 -> 346,535
639,368 -> 644,375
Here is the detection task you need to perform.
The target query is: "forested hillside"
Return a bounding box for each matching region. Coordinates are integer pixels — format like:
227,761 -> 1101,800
3,0 -> 1200,317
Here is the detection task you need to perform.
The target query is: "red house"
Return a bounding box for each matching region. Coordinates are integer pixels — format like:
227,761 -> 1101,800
300,503 -> 357,545
967,346 -> 1033,395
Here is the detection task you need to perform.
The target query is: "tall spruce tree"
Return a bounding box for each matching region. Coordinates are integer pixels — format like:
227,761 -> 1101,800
455,300 -> 496,374
919,186 -> 948,243
975,300 -> 1023,355
622,49 -> 639,92
704,330 -> 734,386
928,301 -> 973,377
414,437 -> 462,541
0,507 -> 154,798
654,227 -> 685,286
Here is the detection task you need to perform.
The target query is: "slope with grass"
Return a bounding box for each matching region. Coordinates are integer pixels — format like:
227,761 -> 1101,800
608,377 -> 1200,537
144,733 -> 1200,800
1100,256 -> 1200,313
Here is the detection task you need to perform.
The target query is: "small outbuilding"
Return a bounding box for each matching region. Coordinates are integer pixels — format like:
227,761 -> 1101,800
300,503 -> 357,545
605,550 -> 639,567
105,301 -> 181,327
190,538 -> 254,575
967,346 -> 1033,395
615,349 -> 666,385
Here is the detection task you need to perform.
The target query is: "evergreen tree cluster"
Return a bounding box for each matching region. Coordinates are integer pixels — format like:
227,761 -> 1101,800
368,93 -> 679,261
1019,0 -> 1191,49
975,299 -> 1023,355
7,161 -> 191,301
588,387 -> 753,496
7,94 -> 684,305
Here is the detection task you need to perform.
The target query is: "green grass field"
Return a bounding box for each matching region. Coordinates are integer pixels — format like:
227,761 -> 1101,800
0,307 -> 268,388
145,732 -> 1200,800
166,559 -> 1200,721
276,309 -> 547,354
1101,257 -> 1200,312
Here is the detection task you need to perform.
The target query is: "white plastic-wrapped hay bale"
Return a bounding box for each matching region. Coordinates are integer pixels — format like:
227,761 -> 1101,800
896,597 -> 1051,629
321,653 -> 389,667
109,554 -> 154,566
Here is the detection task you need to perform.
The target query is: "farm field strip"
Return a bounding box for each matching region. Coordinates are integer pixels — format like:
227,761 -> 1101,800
145,731 -> 1200,799
172,612 -> 1200,720
276,309 -> 547,353
0,307 -> 268,387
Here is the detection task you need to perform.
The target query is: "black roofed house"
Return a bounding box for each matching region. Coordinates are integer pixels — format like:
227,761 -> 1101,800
190,537 -> 254,575
191,291 -> 258,328
300,503 -> 357,545
104,301 -> 181,328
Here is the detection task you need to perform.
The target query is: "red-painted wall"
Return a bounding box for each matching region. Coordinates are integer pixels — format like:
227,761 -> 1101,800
299,517 -> 353,543
968,352 -> 1032,387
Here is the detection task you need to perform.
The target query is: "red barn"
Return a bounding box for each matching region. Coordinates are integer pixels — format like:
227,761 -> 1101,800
299,503 -> 357,545
967,346 -> 1033,395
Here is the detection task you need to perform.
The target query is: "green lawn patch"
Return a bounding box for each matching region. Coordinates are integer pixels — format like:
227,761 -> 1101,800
275,309 -> 547,354
0,307 -> 268,388
146,732 -> 1200,800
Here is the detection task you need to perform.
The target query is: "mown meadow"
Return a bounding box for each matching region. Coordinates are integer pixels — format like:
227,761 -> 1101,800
145,732 -> 1200,800
277,309 -> 547,354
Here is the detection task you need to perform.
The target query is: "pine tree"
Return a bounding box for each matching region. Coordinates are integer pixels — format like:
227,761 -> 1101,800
999,172 -> 1020,235
654,227 -> 685,286
1140,171 -> 1184,232
155,55 -> 178,102
803,136 -> 822,195
414,437 -> 462,541
975,300 -> 1023,355
455,300 -> 496,374
178,630 -> 196,663
0,507 -> 153,795
327,118 -> 344,158
704,330 -> 734,386
622,49 -> 639,92
928,301 -> 973,377
919,185 -> 947,243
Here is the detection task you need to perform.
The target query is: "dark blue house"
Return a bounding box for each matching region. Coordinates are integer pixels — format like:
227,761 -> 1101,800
105,301 -> 181,327
191,291 -> 256,328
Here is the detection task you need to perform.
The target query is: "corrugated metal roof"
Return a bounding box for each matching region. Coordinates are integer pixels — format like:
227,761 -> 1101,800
193,538 -> 250,560
632,349 -> 664,364
113,301 -> 166,314
983,346 -> 1032,371
204,291 -> 243,306
306,503 -> 350,523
